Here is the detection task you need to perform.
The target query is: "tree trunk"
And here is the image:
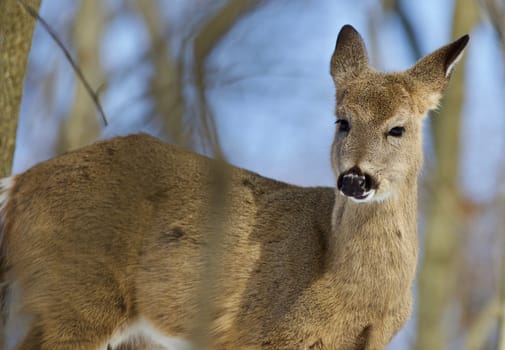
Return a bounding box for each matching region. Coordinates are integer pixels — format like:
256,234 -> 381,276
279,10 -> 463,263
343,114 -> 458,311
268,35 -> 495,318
0,1 -> 41,348
0,0 -> 40,177
415,1 -> 478,349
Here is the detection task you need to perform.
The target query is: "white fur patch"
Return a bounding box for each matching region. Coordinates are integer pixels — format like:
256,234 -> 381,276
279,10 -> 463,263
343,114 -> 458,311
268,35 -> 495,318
425,92 -> 442,111
445,50 -> 464,77
341,190 -> 394,203
106,318 -> 193,350
342,173 -> 360,181
340,189 -> 376,203
371,191 -> 393,202
0,176 -> 14,214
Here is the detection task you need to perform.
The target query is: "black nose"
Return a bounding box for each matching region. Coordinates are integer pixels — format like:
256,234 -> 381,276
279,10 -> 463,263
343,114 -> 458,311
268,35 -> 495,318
337,167 -> 374,199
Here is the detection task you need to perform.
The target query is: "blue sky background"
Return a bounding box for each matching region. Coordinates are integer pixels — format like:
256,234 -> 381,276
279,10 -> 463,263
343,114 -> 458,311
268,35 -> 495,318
12,1 -> 505,348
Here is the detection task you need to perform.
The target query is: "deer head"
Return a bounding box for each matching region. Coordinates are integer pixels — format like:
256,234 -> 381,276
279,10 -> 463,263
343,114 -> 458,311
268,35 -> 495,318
330,25 -> 469,203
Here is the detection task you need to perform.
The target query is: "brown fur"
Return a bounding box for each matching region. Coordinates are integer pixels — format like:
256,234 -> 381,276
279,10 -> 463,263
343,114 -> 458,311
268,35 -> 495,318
0,25 -> 468,349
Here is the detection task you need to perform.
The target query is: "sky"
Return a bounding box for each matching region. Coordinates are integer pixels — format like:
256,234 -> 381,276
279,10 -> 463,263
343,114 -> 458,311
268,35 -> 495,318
12,0 -> 505,349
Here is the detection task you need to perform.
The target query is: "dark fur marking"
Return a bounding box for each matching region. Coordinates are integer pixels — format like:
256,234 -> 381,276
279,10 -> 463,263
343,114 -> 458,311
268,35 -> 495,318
160,226 -> 185,244
116,297 -> 127,314
309,338 -> 324,349
241,177 -> 268,197
242,178 -> 253,188
106,147 -> 116,156
355,324 -> 372,350
145,189 -> 169,202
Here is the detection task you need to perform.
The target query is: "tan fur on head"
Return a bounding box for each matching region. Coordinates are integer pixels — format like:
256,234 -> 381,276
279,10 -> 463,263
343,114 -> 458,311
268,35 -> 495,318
330,25 -> 469,203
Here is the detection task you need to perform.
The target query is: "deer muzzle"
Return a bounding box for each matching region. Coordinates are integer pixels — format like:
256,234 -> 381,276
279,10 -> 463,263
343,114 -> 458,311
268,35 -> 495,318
337,167 -> 375,201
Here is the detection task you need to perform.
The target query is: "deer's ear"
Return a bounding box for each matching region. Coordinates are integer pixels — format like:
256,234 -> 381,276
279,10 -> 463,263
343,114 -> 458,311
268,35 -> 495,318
330,25 -> 369,85
408,35 -> 469,109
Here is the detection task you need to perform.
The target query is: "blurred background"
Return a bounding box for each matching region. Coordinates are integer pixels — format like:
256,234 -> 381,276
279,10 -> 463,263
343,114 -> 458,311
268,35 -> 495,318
11,0 -> 505,349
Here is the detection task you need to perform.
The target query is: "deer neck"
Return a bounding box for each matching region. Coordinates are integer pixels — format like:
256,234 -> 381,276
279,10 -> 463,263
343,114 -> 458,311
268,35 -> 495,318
327,177 -> 419,273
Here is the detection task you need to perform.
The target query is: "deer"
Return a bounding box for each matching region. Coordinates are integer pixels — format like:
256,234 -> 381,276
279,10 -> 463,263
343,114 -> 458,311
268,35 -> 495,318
0,25 -> 468,350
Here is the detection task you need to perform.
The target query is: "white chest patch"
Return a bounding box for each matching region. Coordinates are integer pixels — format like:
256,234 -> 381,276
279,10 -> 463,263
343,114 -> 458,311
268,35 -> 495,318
105,319 -> 193,350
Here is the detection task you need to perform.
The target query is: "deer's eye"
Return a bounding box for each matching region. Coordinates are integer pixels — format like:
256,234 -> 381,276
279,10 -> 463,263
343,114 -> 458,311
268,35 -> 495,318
336,119 -> 350,133
388,126 -> 405,137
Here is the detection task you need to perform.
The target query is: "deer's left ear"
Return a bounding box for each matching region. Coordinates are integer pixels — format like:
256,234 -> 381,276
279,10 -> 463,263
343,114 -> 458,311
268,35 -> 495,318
330,25 -> 369,86
408,34 -> 469,108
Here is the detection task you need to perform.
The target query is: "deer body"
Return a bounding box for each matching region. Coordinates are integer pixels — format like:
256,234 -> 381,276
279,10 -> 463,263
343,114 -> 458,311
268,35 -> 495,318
0,26 -> 468,350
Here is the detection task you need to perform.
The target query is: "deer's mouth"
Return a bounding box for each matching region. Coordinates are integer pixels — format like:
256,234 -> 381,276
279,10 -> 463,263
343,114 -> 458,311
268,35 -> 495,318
344,189 -> 375,202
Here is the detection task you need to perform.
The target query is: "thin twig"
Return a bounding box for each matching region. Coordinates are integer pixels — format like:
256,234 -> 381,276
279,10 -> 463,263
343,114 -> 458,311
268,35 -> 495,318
192,0 -> 265,157
392,0 -> 422,59
479,0 -> 505,51
17,0 -> 109,126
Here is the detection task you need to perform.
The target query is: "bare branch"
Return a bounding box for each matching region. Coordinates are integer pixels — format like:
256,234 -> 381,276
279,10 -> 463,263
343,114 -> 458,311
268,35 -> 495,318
479,0 -> 505,52
18,0 -> 109,127
192,0 -> 265,157
57,0 -> 106,152
135,1 -> 187,146
387,0 -> 423,59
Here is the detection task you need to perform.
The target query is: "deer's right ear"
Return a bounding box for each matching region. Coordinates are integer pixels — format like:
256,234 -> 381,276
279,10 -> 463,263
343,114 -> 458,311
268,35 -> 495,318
330,25 -> 369,85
